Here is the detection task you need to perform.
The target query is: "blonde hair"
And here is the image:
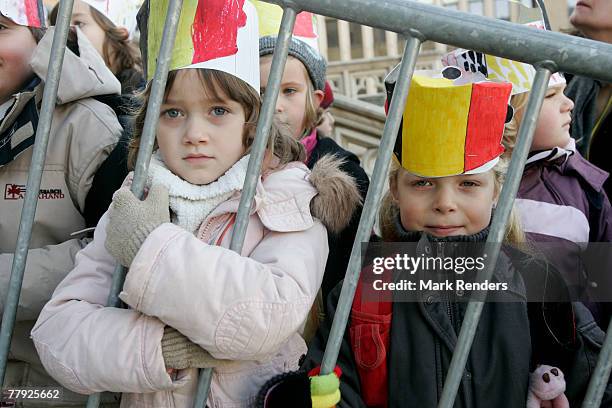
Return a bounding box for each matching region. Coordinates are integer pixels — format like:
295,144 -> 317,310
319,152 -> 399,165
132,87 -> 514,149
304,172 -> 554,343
502,92 -> 530,160
301,77 -> 324,138
128,69 -> 305,172
378,158 -> 526,247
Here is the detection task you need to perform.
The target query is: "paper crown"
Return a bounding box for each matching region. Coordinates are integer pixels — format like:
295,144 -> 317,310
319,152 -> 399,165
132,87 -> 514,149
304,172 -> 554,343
252,0 -> 318,51
441,21 -> 564,94
384,69 -> 512,177
0,0 -> 44,27
82,0 -> 143,36
139,0 -> 260,93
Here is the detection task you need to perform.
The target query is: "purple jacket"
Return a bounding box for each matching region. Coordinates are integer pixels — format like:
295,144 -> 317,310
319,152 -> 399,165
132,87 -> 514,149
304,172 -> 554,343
516,144 -> 612,325
517,148 -> 612,243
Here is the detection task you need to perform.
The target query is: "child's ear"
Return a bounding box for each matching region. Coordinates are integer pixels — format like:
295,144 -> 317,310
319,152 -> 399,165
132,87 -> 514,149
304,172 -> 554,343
390,175 -> 399,203
313,89 -> 325,109
492,190 -> 500,209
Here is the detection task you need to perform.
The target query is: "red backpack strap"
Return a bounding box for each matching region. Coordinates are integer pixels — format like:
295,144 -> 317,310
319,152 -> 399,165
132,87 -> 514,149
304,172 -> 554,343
349,267 -> 392,408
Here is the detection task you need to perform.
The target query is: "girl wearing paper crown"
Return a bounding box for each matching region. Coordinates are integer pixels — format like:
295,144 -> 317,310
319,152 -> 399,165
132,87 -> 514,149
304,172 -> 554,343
257,3 -> 370,306
0,2 -> 125,405
31,1 -> 360,406
50,0 -> 144,95
442,21 -> 612,330
295,70 -> 612,407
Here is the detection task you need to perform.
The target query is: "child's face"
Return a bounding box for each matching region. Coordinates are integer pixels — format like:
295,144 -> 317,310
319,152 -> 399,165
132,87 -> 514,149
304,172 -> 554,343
156,70 -> 247,185
531,84 -> 574,152
260,55 -> 323,139
69,0 -> 107,58
0,15 -> 37,104
391,169 -> 498,237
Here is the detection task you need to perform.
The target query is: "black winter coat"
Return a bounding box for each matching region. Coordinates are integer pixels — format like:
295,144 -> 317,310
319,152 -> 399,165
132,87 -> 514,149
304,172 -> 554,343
303,230 -> 612,407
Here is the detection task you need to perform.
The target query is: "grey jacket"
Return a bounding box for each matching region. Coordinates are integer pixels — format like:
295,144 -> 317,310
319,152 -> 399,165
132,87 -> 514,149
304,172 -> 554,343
0,28 -> 122,406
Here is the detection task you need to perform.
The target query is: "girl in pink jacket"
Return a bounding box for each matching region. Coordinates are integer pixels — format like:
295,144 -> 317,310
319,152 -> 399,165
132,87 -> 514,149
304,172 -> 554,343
31,1 -> 360,407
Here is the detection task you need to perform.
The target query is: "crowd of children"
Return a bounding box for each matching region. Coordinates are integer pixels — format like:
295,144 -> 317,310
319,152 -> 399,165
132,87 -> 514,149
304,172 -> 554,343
0,0 -> 611,407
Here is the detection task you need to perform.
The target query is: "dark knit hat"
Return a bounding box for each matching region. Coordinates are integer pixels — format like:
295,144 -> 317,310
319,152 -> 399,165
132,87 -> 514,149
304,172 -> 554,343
259,35 -> 327,91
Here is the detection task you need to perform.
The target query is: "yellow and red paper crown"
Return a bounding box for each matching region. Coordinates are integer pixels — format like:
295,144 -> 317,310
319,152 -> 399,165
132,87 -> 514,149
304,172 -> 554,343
0,0 -> 44,27
139,0 -> 260,92
385,69 -> 512,177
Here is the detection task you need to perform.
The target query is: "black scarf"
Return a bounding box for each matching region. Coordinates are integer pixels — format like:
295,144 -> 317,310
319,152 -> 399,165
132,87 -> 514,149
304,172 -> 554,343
0,78 -> 41,167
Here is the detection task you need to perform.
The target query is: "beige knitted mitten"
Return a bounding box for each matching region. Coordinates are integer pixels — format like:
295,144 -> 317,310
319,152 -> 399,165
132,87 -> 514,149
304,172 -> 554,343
105,184 -> 170,267
161,326 -> 224,370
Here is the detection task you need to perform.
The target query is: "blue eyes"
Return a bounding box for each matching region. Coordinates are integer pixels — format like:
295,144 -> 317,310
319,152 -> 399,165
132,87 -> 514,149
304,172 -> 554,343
212,107 -> 228,116
165,109 -> 181,118
162,107 -> 228,119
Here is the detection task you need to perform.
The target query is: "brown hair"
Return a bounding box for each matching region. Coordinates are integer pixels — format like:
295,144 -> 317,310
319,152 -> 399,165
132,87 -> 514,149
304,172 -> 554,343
128,69 -> 305,172
49,4 -> 142,76
378,158 -> 526,247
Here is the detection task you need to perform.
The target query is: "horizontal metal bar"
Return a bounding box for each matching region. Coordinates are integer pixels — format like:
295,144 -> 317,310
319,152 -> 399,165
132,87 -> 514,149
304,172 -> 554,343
437,66 -> 553,408
0,0 -> 74,383
263,0 -> 612,83
320,33 -> 423,374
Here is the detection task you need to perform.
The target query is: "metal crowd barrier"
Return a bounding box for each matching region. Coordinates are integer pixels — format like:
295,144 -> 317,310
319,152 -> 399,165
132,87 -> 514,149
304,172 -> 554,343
0,0 -> 73,384
1,0 -> 612,408
259,2 -> 612,408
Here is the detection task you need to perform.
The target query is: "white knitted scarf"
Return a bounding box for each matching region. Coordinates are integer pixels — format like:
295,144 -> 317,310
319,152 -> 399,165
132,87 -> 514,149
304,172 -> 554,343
147,152 -> 249,233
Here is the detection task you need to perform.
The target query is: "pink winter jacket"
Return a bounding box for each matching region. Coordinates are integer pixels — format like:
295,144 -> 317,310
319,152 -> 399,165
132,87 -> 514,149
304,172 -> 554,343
31,161 -> 353,407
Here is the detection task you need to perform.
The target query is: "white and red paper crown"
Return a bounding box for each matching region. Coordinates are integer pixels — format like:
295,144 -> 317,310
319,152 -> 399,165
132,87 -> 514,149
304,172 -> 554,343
142,0 -> 260,93
1,0 -> 43,27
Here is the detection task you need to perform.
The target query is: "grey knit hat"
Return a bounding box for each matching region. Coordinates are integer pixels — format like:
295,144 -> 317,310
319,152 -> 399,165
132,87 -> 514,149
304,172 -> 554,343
259,36 -> 327,91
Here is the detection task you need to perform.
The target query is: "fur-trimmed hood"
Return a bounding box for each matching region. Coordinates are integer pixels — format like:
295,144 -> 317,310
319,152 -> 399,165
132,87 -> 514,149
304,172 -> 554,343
207,155 -> 361,235
308,154 -> 362,234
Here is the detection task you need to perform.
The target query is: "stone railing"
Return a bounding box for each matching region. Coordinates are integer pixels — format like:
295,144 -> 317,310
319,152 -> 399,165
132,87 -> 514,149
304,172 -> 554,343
327,49 -> 447,105
327,93 -> 387,177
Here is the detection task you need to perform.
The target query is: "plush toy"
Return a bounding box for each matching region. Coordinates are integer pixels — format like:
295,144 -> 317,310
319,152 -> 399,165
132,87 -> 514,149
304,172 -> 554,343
526,365 -> 569,408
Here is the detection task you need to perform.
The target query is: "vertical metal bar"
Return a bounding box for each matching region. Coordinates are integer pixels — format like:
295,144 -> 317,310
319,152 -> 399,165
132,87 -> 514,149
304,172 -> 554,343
582,317 -> 612,407
320,33 -> 424,375
191,8 -> 300,408
0,0 -> 74,384
533,0 -> 551,31
228,7 -> 297,253
85,1 -> 184,407
37,0 -> 46,28
192,369 -> 213,408
437,66 -> 553,408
